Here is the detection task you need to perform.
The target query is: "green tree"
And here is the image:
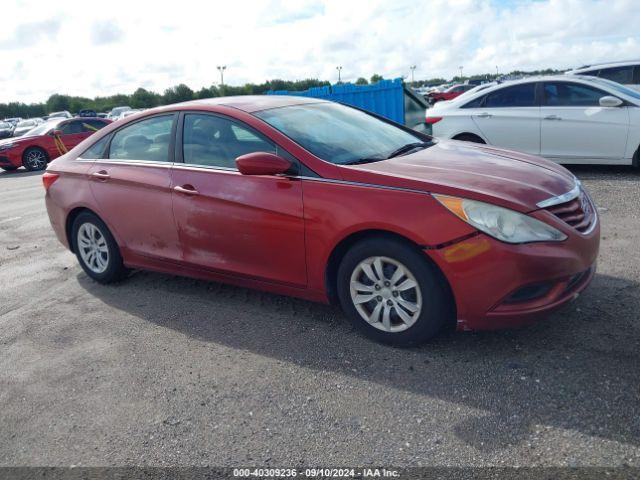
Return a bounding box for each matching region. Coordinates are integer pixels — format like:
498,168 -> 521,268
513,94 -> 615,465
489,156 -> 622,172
163,84 -> 194,104
370,74 -> 383,84
46,94 -> 71,113
131,88 -> 161,108
355,77 -> 369,85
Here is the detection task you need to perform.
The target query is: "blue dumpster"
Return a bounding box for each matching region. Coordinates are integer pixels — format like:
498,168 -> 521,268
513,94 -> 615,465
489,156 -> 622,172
267,78 -> 427,131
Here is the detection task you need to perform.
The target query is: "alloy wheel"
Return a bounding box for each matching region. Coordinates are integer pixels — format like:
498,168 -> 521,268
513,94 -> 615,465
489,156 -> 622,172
26,150 -> 46,170
349,256 -> 422,333
77,223 -> 109,274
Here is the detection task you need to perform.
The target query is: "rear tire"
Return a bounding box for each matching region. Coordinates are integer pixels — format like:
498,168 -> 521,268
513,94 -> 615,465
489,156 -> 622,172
336,237 -> 453,346
22,147 -> 48,171
453,133 -> 485,144
71,212 -> 129,284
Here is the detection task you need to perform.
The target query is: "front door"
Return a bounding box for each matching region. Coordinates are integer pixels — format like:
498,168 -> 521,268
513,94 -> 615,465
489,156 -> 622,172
170,112 -> 306,287
540,81 -> 629,161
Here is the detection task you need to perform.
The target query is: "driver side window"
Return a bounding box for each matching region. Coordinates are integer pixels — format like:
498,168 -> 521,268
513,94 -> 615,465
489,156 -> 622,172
182,114 -> 275,169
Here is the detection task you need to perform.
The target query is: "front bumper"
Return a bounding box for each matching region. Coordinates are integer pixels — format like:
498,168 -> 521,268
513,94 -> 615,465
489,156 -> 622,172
428,218 -> 600,331
0,150 -> 20,168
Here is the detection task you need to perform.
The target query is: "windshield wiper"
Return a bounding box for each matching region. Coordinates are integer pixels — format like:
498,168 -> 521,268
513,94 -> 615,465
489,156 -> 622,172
386,141 -> 433,159
342,157 -> 386,165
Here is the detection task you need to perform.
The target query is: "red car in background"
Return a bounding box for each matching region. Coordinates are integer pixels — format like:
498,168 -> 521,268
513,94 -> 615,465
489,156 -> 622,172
0,117 -> 110,171
43,97 -> 598,346
427,84 -> 476,104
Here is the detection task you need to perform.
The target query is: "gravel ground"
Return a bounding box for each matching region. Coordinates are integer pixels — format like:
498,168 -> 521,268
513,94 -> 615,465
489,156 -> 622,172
0,166 -> 638,468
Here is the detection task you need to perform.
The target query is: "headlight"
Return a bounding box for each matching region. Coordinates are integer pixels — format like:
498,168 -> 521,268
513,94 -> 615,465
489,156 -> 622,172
0,143 -> 15,151
434,194 -> 567,244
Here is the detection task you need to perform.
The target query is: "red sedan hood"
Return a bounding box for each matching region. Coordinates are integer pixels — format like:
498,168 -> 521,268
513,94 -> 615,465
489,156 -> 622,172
339,140 -> 577,212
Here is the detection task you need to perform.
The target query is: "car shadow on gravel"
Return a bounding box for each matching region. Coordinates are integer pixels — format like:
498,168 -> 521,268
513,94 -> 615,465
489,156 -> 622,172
77,270 -> 640,453
0,169 -> 43,179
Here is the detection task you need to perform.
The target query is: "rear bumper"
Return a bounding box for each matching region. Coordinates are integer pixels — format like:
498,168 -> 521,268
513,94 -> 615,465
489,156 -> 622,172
427,221 -> 600,331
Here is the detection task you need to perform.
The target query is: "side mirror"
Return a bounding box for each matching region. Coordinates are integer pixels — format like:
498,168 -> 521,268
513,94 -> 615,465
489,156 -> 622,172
236,152 -> 292,176
52,129 -> 63,136
599,95 -> 623,107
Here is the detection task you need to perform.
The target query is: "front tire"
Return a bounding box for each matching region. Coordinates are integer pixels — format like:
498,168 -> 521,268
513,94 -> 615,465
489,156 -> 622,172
72,212 -> 129,283
336,237 -> 453,346
22,147 -> 48,171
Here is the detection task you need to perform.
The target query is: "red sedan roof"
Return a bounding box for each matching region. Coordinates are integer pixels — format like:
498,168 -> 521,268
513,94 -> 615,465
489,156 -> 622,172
175,95 -> 328,113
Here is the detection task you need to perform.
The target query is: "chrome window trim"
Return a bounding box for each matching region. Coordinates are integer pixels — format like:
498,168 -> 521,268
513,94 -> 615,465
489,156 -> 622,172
76,159 -> 173,168
536,181 -> 581,208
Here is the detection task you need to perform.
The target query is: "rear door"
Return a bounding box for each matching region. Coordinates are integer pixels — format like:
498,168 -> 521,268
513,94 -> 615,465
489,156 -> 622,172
170,112 -> 306,286
87,114 -> 182,262
540,81 -> 629,161
470,82 -> 541,154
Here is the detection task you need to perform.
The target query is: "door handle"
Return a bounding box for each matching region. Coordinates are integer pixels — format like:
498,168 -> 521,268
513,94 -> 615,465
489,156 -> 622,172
544,115 -> 562,120
476,112 -> 492,118
173,185 -> 199,195
91,171 -> 110,180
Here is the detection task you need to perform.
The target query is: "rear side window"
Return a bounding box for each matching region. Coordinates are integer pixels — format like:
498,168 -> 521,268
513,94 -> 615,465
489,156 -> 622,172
543,82 -> 606,107
60,121 -> 84,135
81,136 -> 110,159
182,114 -> 275,169
597,66 -> 634,84
484,83 -> 536,107
109,115 -> 174,162
462,95 -> 485,108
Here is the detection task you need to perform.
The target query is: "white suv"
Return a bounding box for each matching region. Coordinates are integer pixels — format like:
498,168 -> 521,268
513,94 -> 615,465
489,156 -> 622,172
568,60 -> 640,91
425,75 -> 640,166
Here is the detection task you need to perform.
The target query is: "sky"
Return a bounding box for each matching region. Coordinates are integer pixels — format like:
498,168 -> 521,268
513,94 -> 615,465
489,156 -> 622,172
1,0 -> 639,103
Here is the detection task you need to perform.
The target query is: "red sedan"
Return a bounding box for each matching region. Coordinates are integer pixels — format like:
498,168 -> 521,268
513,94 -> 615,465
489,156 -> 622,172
428,84 -> 476,104
43,97 -> 599,345
0,117 -> 110,171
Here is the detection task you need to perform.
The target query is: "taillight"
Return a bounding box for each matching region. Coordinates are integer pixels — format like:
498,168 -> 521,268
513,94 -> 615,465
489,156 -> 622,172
42,172 -> 59,191
425,116 -> 443,124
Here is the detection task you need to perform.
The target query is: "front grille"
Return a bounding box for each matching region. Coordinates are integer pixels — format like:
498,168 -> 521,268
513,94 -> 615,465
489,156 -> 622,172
545,190 -> 595,233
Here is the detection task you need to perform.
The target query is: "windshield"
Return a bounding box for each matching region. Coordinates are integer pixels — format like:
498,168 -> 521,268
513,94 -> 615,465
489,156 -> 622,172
23,121 -> 57,137
255,102 -> 425,165
588,77 -> 640,101
0,122 -> 10,129
17,120 -> 35,128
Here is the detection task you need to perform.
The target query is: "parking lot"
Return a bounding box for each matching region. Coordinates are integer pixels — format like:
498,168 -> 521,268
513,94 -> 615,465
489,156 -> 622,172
0,166 -> 638,467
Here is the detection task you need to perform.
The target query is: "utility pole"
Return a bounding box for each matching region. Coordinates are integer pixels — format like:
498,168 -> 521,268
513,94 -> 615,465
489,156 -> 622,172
410,65 -> 416,85
336,66 -> 342,83
217,65 -> 227,88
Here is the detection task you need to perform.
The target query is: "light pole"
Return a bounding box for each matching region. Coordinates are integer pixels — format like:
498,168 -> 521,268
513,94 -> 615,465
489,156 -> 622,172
495,65 -> 499,78
217,65 -> 227,88
458,65 -> 463,80
410,65 -> 416,85
336,66 -> 342,83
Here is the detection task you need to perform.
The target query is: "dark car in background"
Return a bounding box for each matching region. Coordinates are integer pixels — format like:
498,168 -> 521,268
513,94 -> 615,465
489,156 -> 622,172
0,121 -> 14,139
78,109 -> 98,118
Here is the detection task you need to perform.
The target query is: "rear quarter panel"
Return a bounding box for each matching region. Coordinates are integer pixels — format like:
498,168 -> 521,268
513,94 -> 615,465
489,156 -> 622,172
44,156 -> 103,250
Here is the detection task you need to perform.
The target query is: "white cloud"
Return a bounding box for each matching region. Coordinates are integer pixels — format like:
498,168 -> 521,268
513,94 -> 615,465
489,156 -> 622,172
0,0 -> 639,103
